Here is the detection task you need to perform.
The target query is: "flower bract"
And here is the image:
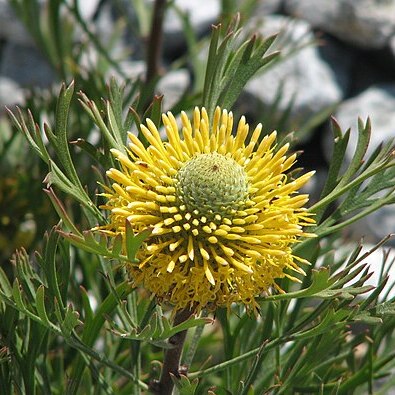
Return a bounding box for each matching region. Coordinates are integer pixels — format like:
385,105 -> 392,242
98,107 -> 315,312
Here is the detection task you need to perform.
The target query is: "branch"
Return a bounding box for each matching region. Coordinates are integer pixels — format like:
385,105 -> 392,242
145,0 -> 167,85
150,308 -> 193,395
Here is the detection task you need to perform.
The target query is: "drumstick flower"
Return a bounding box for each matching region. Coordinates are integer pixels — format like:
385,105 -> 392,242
98,107 -> 315,312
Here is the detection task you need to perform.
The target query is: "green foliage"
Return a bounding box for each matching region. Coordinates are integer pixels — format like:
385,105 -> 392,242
1,0 -> 395,394
202,15 -> 279,119
190,241 -> 395,394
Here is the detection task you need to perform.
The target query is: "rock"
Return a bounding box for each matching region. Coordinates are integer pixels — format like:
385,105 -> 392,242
94,2 -> 126,52
116,0 -> 220,60
76,2 -> 133,77
316,35 -> 356,95
329,84 -> 395,244
156,69 -> 190,111
0,0 -> 34,45
333,84 -> 395,160
390,35 -> 395,59
0,0 -> 100,42
163,0 -> 220,35
242,16 -> 345,132
112,60 -> 146,81
0,77 -> 24,109
359,245 -> 395,296
0,42 -> 56,88
109,62 -> 189,112
324,243 -> 395,297
255,0 -> 282,14
366,206 -> 395,246
68,0 -> 100,21
284,0 -> 395,49
347,47 -> 395,96
162,0 -> 221,54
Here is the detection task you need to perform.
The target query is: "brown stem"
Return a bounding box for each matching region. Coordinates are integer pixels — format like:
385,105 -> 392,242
145,0 -> 167,85
150,308 -> 193,395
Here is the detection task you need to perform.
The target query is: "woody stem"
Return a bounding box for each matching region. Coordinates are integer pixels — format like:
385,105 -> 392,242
153,308 -> 193,395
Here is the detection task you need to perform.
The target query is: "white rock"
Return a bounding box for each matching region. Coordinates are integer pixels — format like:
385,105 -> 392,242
67,0 -> 100,20
157,69 -> 190,111
161,0 -> 221,52
354,245 -> 395,296
330,84 -> 395,243
334,84 -> 395,161
367,206 -> 395,245
322,243 -> 395,298
109,62 -> 189,111
285,0 -> 395,49
111,60 -> 146,81
163,0 -> 220,35
243,16 -> 343,130
93,2 -> 124,49
0,77 -> 24,108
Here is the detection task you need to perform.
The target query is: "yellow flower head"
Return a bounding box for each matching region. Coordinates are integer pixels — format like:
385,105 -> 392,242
99,107 -> 315,312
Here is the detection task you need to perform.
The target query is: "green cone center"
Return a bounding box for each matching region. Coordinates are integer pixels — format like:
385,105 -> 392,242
176,153 -> 249,216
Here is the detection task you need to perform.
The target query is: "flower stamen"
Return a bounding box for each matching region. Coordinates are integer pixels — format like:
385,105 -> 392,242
98,107 -> 316,312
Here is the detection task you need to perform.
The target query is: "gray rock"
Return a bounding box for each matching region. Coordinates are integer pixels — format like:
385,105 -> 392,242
390,35 -> 395,59
316,35 -> 355,93
331,84 -> 395,244
163,0 -> 220,34
113,60 -> 146,81
334,84 -> 395,161
70,0 -> 101,20
255,0 -> 282,15
0,42 -> 56,88
0,76 -> 24,110
324,243 -> 395,296
110,62 -> 189,111
0,0 -> 34,45
243,16 -> 344,131
355,245 -> 395,294
162,0 -> 221,52
94,2 -> 124,50
366,206 -> 395,245
284,0 -> 395,49
77,3 -> 131,79
157,69 -> 190,111
0,0 -> 100,43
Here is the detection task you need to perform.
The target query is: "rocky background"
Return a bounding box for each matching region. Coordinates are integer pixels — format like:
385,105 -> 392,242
1,0 -> 395,276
